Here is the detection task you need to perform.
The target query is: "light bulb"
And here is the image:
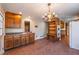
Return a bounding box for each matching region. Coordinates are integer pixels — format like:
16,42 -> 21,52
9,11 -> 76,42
48,14 -> 52,19
53,12 -> 55,15
55,14 -> 58,17
44,13 -> 48,16
19,12 -> 22,14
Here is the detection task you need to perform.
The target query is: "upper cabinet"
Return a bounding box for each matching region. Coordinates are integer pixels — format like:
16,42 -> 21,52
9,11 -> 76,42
5,11 -> 22,28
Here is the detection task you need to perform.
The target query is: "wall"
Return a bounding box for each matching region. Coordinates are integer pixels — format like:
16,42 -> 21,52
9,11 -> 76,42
0,4 -> 5,54
24,17 -> 48,39
5,16 -> 48,40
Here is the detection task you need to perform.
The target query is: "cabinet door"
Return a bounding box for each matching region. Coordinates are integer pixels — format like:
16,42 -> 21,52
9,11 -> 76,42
25,35 -> 29,44
21,35 -> 26,45
14,35 -> 21,47
5,16 -> 14,28
14,15 -> 21,28
29,33 -> 35,43
4,35 -> 13,50
5,12 -> 21,28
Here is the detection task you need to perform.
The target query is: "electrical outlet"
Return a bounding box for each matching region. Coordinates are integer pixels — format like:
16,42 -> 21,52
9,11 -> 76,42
40,36 -> 43,37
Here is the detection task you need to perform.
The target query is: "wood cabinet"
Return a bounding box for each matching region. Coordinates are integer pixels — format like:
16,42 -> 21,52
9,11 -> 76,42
4,32 -> 35,50
29,33 -> 35,43
5,15 -> 14,28
14,35 -> 21,47
14,15 -> 21,28
47,17 -> 59,42
5,11 -> 21,28
4,35 -> 13,50
21,34 -> 26,45
25,34 -> 29,44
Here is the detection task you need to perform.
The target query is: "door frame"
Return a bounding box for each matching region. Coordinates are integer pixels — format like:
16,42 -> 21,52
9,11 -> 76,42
24,21 -> 30,32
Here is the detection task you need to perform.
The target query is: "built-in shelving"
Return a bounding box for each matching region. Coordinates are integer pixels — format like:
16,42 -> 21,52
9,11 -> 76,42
47,17 -> 59,42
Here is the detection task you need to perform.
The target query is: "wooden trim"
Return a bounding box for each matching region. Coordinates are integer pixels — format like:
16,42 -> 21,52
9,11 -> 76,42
5,11 -> 22,16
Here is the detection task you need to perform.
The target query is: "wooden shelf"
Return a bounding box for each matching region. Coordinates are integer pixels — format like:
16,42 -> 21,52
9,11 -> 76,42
47,17 -> 59,42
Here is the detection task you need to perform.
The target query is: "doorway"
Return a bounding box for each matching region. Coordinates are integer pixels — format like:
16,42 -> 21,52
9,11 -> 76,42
24,21 -> 30,32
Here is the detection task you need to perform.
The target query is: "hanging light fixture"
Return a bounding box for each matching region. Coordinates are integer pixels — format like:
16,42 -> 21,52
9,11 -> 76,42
42,3 -> 57,21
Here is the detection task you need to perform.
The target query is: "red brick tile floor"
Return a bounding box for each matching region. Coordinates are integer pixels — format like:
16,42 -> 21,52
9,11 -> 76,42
4,38 -> 79,55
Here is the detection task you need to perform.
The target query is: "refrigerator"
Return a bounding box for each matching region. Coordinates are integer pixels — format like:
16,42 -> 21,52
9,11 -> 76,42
69,21 -> 79,50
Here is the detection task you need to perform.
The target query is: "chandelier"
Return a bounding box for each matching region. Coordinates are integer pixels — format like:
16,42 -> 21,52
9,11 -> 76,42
42,3 -> 57,21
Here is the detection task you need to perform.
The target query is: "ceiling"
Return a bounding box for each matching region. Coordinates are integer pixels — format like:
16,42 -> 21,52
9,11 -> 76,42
1,3 -> 79,22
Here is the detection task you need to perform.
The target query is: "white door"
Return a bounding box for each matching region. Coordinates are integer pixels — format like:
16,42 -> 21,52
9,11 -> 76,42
69,21 -> 79,50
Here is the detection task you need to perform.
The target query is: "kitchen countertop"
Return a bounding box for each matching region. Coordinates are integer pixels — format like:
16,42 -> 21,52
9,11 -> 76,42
5,32 -> 33,35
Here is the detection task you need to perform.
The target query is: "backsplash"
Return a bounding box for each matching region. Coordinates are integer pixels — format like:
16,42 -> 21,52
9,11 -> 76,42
5,28 -> 24,33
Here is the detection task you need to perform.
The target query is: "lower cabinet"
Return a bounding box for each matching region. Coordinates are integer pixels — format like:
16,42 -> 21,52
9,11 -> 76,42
21,35 -> 26,45
25,35 -> 29,44
4,32 -> 35,50
29,33 -> 35,43
14,35 -> 21,47
4,35 -> 13,50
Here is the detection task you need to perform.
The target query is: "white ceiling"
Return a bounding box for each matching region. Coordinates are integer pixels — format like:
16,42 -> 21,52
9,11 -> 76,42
1,3 -> 79,21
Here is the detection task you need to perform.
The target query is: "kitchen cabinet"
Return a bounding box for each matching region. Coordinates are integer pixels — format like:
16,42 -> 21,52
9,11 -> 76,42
4,32 -> 35,50
5,11 -> 21,28
4,35 -> 13,50
29,33 -> 35,43
14,35 -> 21,47
21,34 -> 26,45
25,34 -> 29,44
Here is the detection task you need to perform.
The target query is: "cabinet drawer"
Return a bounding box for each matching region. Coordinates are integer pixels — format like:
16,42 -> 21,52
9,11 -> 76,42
4,39 -> 13,50
4,35 -> 13,40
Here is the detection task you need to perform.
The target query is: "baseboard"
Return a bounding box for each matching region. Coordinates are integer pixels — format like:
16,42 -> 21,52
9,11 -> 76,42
70,47 -> 79,50
36,36 -> 47,40
0,50 -> 4,55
